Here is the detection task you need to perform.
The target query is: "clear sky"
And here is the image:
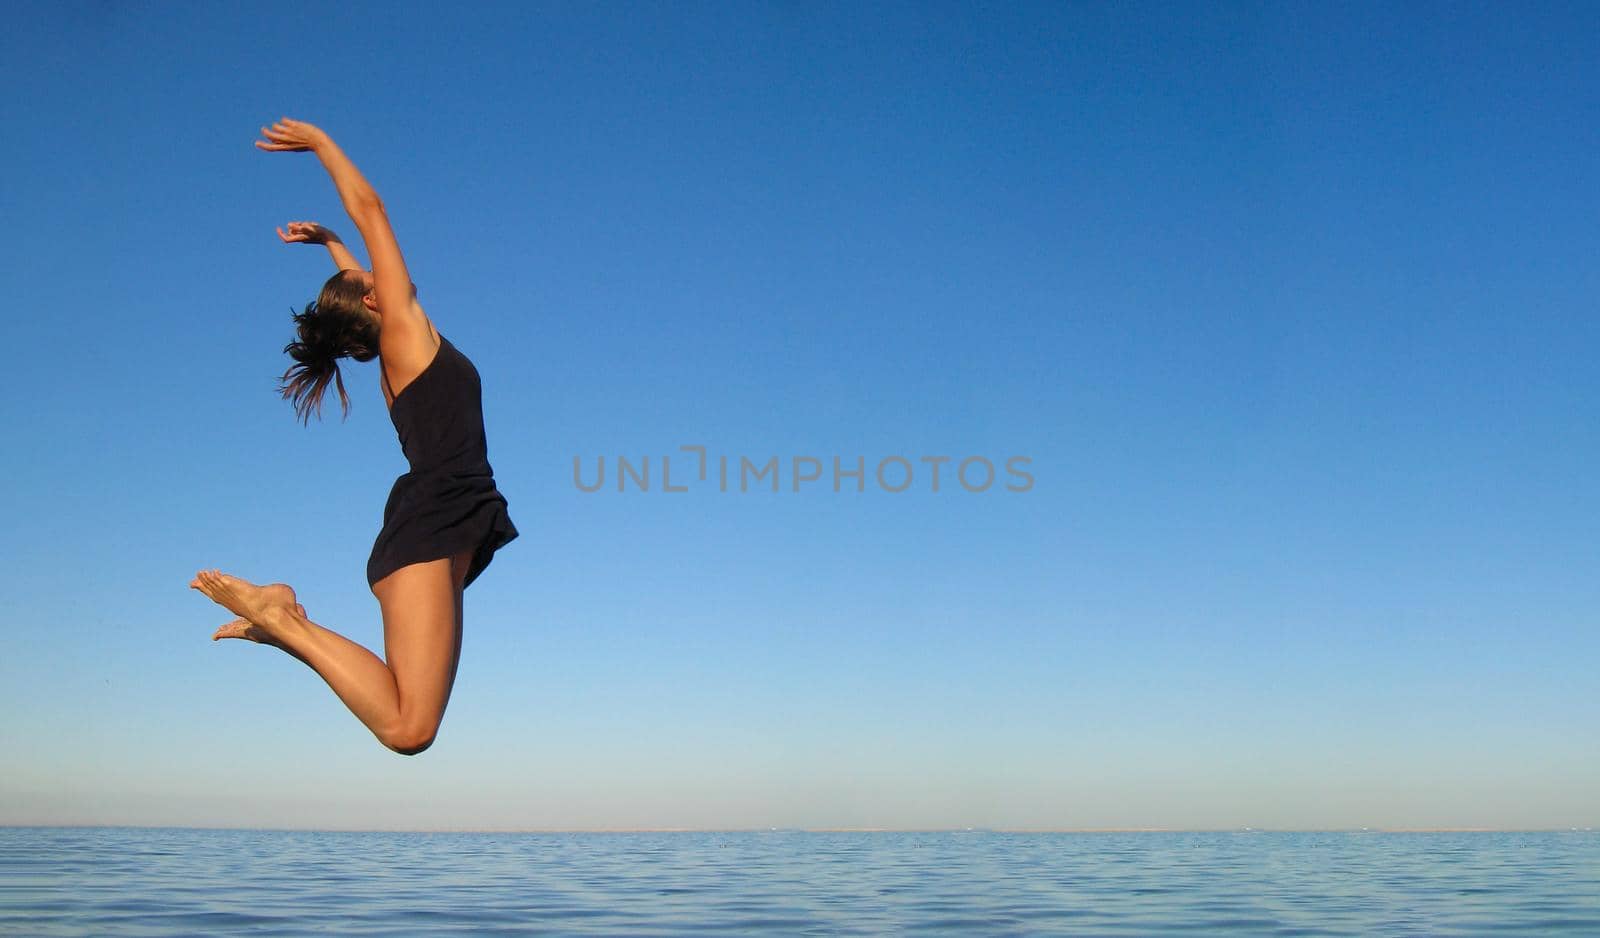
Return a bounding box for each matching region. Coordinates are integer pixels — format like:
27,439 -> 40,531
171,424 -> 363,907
2,2 -> 1596,831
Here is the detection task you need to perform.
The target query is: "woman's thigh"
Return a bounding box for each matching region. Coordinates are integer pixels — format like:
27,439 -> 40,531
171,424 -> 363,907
370,550 -> 473,720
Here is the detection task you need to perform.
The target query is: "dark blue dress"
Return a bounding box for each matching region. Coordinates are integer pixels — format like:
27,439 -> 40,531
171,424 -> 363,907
367,334 -> 518,589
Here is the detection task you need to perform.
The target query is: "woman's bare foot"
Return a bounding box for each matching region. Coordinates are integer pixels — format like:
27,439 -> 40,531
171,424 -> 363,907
190,570 -> 298,636
212,603 -> 308,647
213,617 -> 279,645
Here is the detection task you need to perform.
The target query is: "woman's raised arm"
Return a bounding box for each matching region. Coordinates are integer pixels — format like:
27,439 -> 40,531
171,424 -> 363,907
257,119 -> 431,366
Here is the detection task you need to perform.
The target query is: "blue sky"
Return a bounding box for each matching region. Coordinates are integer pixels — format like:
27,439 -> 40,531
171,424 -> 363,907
1,1 -> 1596,830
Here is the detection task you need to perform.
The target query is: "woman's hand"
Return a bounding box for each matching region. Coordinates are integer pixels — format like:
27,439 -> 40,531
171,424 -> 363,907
255,117 -> 328,153
276,221 -> 339,245
278,220 -> 362,271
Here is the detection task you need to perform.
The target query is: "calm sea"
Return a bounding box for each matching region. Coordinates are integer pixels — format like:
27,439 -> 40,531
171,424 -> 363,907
2,827 -> 1597,935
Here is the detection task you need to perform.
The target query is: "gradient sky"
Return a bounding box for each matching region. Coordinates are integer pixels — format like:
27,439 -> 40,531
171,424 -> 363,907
2,2 -> 1597,831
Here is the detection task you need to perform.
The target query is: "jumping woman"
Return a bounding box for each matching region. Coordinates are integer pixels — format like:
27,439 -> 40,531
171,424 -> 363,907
191,117 -> 518,755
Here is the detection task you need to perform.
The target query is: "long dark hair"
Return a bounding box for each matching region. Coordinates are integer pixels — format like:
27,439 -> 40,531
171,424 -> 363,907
279,269 -> 381,423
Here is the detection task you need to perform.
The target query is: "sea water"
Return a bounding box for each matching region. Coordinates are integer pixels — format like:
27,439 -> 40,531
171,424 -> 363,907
2,827 -> 1597,935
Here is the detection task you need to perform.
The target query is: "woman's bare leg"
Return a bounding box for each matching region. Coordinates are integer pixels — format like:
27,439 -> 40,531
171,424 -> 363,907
370,552 -> 468,753
191,551 -> 470,755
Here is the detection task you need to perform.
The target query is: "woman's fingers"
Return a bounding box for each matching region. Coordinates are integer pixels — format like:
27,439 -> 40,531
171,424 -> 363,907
275,222 -> 325,244
259,125 -> 303,143
255,117 -> 321,152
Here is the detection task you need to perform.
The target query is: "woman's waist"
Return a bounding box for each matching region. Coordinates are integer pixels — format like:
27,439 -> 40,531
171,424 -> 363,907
392,461 -> 500,490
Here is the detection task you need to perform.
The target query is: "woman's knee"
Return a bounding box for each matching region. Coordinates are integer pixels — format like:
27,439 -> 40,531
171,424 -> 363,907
387,735 -> 436,757
381,720 -> 439,756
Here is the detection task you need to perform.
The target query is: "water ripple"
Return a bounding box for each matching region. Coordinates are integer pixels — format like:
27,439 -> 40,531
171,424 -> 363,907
1,829 -> 1597,935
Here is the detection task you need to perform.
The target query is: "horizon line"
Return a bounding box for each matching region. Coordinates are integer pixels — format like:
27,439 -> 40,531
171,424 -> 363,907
5,823 -> 1596,835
